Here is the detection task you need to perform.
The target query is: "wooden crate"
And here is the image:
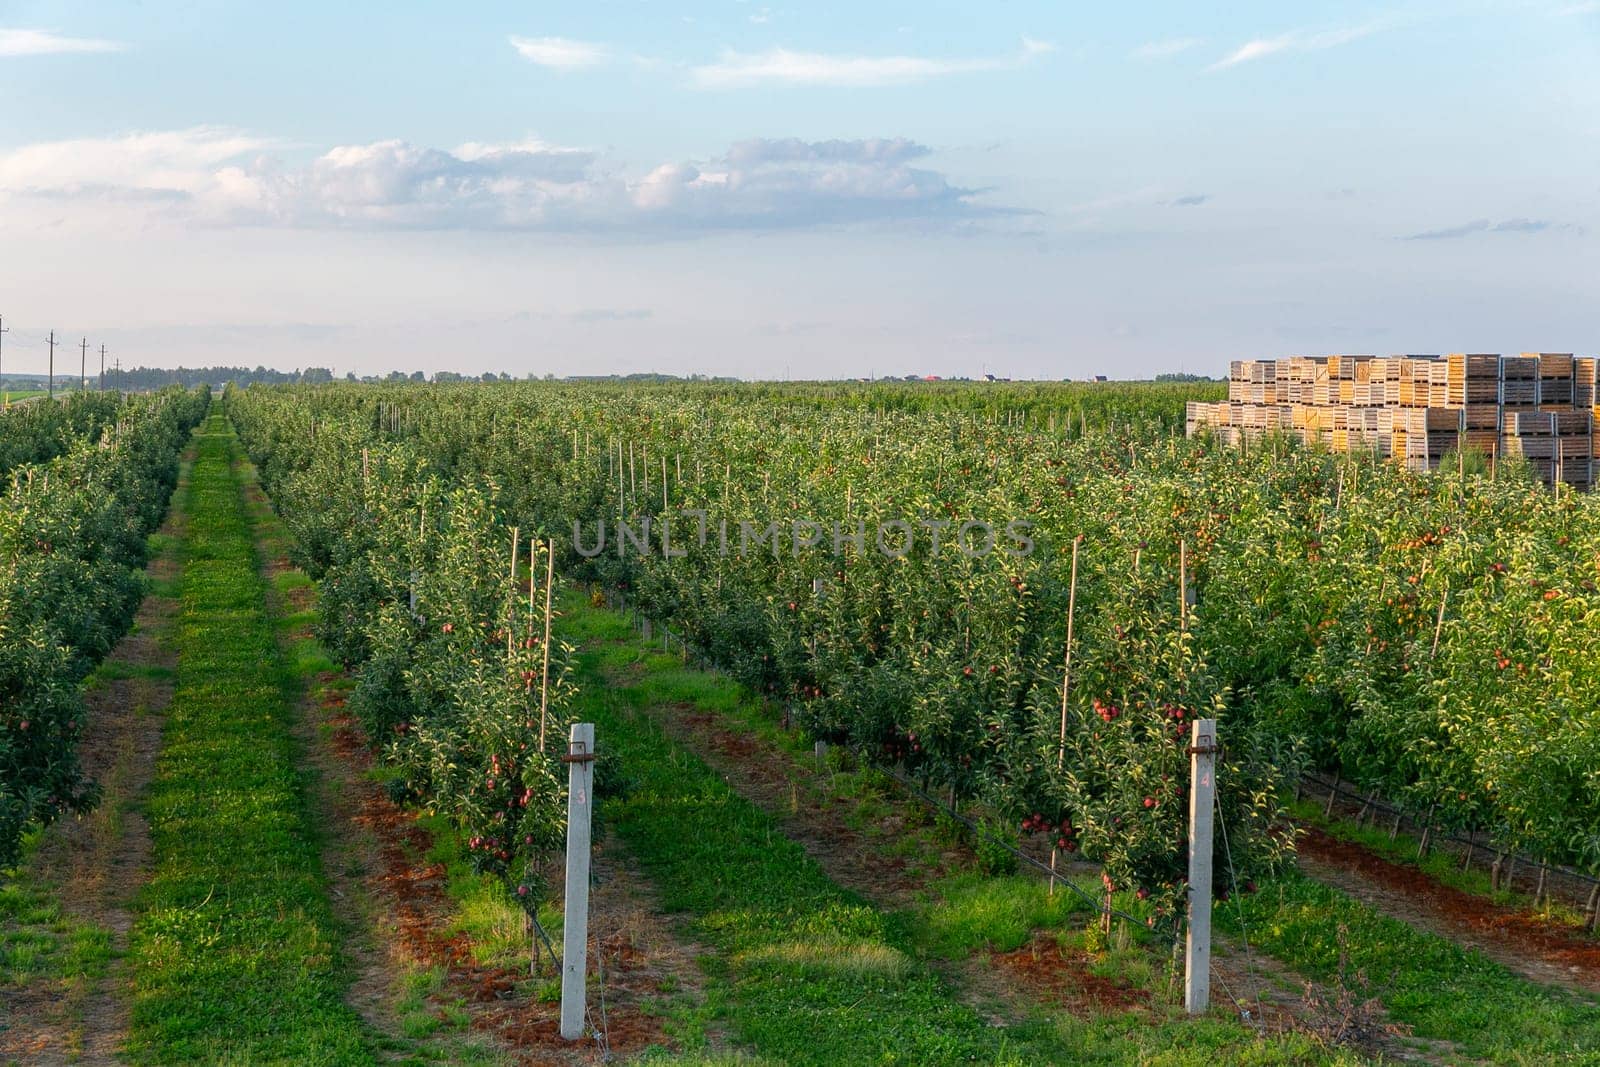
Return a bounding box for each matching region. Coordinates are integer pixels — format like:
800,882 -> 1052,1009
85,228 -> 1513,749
1501,433 -> 1555,458
1574,358 -> 1596,406
1329,355 -> 1374,379
1542,379 -> 1574,406
1449,380 -> 1500,404
1503,410 -> 1554,435
1549,410 -> 1591,434
1448,353 -> 1501,377
1500,356 -> 1538,380
1414,431 -> 1456,457
1500,379 -> 1537,405
1393,407 -> 1461,433
1530,352 -> 1574,378
1560,435 -> 1590,459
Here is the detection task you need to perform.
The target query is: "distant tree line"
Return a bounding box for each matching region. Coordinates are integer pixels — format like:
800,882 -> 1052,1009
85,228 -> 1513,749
104,366 -> 339,390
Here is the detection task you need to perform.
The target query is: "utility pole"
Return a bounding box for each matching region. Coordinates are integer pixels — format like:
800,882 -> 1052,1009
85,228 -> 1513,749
0,316 -> 9,405
47,331 -> 56,399
80,337 -> 88,393
100,345 -> 107,393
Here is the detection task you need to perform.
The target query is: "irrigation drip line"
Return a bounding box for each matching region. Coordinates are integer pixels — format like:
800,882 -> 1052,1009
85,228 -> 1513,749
1301,771 -> 1600,892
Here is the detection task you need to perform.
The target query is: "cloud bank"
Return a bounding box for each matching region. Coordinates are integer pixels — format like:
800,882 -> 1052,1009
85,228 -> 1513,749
0,128 -> 1013,232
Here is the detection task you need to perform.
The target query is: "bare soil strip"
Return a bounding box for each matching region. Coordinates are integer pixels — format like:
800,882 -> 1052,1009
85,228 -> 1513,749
1299,826 -> 1600,996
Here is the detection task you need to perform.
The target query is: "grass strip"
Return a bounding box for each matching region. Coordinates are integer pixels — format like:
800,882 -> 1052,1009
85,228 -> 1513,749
124,414 -> 374,1064
1221,870 -> 1600,1065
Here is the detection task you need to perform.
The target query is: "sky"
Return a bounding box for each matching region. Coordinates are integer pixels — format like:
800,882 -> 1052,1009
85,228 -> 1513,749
0,1 -> 1596,380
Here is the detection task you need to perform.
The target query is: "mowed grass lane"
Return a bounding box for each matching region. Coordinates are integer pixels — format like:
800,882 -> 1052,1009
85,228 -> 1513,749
125,415 -> 373,1064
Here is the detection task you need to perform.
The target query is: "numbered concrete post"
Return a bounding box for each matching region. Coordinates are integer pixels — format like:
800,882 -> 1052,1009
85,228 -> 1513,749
560,722 -> 595,1040
1185,718 -> 1217,1014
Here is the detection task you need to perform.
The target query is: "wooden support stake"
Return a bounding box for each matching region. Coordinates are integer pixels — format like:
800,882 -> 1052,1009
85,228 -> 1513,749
559,723 -> 596,1041
1050,535 -> 1082,896
1178,539 -> 1188,630
507,527 -> 520,657
1185,718 -> 1217,1015
539,539 -> 556,750
1430,588 -> 1448,658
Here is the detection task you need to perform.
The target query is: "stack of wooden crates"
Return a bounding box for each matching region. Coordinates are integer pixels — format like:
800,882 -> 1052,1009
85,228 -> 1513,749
1185,353 -> 1596,488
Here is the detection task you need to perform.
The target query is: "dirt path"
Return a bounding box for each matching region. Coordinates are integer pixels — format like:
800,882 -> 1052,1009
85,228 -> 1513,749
0,452 -> 191,1066
1299,826 -> 1600,996
238,465 -> 708,1066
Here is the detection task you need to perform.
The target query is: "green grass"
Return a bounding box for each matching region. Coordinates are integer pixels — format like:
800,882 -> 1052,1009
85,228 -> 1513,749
1223,869 -> 1600,1064
562,598 -> 1357,1067
123,413 -> 375,1065
912,871 -> 1092,958
0,838 -> 114,988
412,812 -> 541,970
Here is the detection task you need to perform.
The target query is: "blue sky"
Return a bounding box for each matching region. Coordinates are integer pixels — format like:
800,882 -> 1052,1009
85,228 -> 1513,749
0,1 -> 1596,379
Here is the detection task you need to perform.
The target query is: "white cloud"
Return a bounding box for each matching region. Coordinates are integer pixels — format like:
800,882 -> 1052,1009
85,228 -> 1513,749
0,127 -> 278,201
1555,2 -> 1600,14
692,38 -> 1053,88
0,131 -> 1015,232
1133,37 -> 1202,60
1209,23 -> 1380,71
0,28 -> 125,57
509,36 -> 608,70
